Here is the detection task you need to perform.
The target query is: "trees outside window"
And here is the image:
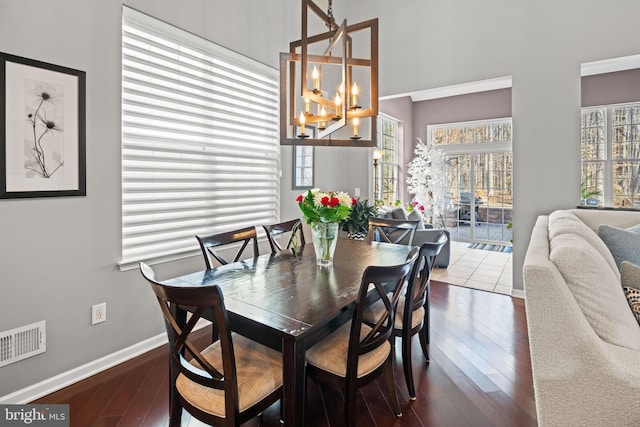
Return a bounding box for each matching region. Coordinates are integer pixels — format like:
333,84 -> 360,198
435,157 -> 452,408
581,103 -> 640,208
376,115 -> 398,205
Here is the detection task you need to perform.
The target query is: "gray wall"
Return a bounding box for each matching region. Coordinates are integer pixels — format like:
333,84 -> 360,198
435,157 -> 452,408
0,0 -> 299,398
1,0 -> 640,399
346,0 -> 640,298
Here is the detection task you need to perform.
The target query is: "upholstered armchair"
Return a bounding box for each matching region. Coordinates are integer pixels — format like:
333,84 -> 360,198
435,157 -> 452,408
375,207 -> 450,268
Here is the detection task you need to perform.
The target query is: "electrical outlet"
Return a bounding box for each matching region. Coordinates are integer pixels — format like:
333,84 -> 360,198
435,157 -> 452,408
92,302 -> 107,325
354,187 -> 360,197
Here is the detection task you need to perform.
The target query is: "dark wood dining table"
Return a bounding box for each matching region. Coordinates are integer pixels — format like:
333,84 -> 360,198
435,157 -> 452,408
165,238 -> 414,426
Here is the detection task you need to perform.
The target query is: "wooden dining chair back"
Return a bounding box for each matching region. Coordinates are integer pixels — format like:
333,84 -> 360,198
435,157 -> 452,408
195,226 -> 259,269
305,247 -> 419,427
262,219 -> 305,253
401,231 -> 448,398
139,262 -> 283,427
368,217 -> 419,246
363,230 -> 449,399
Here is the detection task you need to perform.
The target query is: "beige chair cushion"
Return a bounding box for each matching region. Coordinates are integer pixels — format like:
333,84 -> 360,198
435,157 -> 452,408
175,333 -> 282,418
306,322 -> 391,378
362,296 -> 424,330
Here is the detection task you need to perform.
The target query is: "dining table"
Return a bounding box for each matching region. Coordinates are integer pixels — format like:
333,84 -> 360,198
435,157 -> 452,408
165,238 -> 414,426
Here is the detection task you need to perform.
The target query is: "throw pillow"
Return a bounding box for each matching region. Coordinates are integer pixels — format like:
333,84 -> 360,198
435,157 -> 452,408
621,261 -> 640,291
390,208 -> 408,220
598,225 -> 640,270
407,209 -> 426,230
550,233 -> 640,350
627,223 -> 640,233
623,287 -> 640,325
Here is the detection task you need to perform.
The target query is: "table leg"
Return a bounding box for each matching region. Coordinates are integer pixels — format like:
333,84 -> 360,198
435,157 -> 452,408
282,336 -> 306,426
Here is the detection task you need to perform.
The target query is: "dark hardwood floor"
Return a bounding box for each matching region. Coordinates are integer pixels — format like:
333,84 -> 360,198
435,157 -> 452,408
33,281 -> 536,426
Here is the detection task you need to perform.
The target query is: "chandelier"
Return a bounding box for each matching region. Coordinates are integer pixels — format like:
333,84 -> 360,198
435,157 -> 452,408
280,0 -> 378,146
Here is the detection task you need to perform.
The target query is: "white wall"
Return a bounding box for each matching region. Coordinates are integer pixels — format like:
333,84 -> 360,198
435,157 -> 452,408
1,0 -> 639,399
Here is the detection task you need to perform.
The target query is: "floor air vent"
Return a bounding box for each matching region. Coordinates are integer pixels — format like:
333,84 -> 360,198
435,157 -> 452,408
0,321 -> 46,368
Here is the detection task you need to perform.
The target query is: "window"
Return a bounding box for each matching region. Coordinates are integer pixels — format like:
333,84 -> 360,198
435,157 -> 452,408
376,115 -> 399,204
581,103 -> 640,208
293,145 -> 314,189
121,7 -> 280,267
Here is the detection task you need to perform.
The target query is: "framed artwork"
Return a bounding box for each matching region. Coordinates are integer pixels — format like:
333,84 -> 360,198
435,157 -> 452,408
0,52 -> 86,198
293,125 -> 315,189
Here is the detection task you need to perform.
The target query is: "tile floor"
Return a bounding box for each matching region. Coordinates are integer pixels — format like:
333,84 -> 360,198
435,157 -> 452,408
431,241 -> 513,295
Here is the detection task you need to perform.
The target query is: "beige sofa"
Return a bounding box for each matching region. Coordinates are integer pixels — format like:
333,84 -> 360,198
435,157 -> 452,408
523,208 -> 640,426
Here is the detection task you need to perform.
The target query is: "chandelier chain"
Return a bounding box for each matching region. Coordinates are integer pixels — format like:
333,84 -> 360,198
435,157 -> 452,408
327,0 -> 335,28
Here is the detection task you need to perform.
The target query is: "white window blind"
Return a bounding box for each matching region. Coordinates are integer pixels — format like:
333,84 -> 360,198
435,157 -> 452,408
121,7 -> 280,267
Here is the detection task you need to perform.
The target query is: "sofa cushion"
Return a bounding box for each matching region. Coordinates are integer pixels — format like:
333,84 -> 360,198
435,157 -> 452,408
548,211 -> 619,278
598,225 -> 640,270
621,261 -> 640,291
550,233 -> 640,349
623,287 -> 640,325
548,209 -> 582,225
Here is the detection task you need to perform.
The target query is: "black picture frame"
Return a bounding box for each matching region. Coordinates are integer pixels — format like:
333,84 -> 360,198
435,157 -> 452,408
0,52 -> 86,198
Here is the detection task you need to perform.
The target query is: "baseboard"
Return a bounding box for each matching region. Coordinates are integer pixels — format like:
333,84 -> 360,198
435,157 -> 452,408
511,288 -> 525,299
0,319 -> 211,405
0,332 -> 167,405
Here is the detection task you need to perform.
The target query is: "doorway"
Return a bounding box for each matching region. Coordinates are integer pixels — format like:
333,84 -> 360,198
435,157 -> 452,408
429,119 -> 513,246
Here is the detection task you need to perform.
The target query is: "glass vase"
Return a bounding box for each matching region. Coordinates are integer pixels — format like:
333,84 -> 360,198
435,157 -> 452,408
311,221 -> 339,267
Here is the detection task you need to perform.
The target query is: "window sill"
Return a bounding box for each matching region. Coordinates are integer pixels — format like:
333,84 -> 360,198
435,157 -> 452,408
576,205 -> 640,212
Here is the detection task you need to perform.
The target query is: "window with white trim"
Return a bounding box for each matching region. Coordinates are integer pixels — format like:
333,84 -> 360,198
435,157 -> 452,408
581,102 -> 640,208
121,7 -> 280,267
376,115 -> 399,204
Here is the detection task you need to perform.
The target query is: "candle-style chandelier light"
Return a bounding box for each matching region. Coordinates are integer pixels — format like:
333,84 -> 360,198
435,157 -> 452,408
280,0 -> 378,146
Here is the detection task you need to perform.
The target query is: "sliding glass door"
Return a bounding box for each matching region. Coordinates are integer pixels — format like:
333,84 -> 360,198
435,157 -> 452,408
429,119 -> 513,245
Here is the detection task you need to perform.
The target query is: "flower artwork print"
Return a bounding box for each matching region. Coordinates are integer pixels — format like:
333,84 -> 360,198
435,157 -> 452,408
24,80 -> 64,179
1,52 -> 85,198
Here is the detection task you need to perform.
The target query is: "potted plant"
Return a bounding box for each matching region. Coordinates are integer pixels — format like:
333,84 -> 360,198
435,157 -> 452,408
341,198 -> 378,240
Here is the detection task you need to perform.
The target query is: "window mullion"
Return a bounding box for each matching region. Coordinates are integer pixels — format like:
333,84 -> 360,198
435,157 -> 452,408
604,108 -> 613,206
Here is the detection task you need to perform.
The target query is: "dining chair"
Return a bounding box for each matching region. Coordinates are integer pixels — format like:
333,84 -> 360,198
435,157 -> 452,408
262,219 -> 305,253
305,246 -> 420,427
362,231 -> 449,399
139,262 -> 283,427
368,216 -> 420,246
195,226 -> 259,269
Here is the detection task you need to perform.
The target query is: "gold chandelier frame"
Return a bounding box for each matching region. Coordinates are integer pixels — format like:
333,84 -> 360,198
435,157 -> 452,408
280,0 -> 378,146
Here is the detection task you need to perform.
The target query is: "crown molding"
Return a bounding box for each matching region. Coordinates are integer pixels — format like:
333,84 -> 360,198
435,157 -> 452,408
581,54 -> 640,77
380,76 -> 512,102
